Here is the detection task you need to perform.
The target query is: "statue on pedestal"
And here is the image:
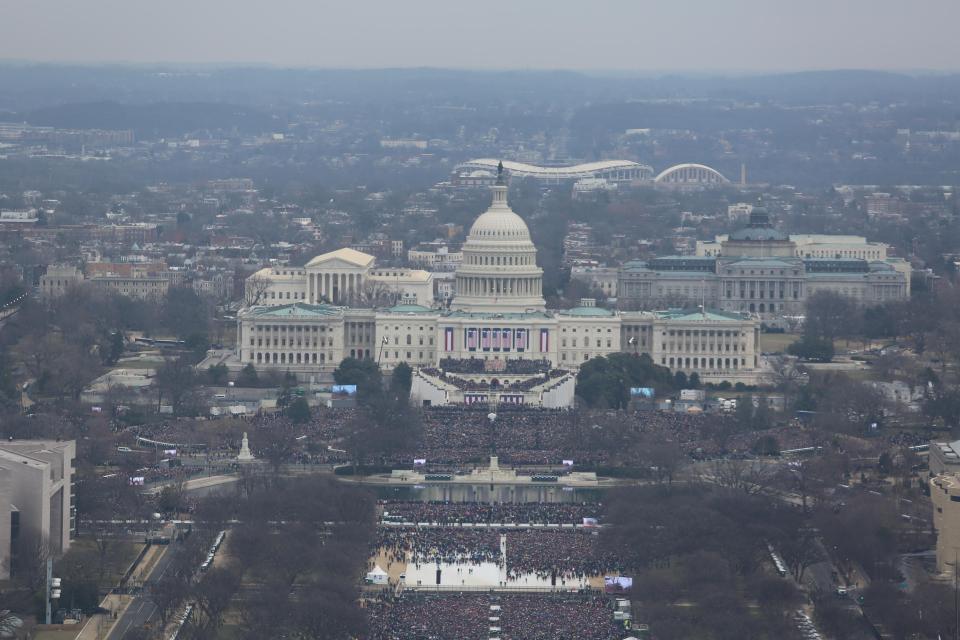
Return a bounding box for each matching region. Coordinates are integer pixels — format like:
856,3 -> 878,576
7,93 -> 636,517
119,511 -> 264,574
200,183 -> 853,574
237,432 -> 254,462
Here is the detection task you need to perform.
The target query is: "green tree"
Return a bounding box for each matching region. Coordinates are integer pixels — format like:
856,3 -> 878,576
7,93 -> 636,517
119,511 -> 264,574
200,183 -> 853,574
576,353 -> 675,409
161,287 -> 209,341
788,335 -> 834,362
735,396 -> 754,429
877,452 -> 894,476
276,371 -> 298,408
333,357 -> 382,401
805,291 -> 857,343
237,363 -> 259,387
391,362 -> 413,396
287,397 -> 312,424
751,435 -> 780,456
207,363 -> 229,385
0,348 -> 19,411
753,397 -> 773,430
103,330 -> 125,365
156,357 -> 199,415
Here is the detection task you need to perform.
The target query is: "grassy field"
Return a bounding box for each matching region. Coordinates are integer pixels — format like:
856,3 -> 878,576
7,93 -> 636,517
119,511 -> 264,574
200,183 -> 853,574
759,332 -> 799,353
64,538 -> 142,586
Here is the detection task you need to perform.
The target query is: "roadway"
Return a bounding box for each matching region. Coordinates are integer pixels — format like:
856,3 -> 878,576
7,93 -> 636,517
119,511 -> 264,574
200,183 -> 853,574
104,470 -> 248,638
106,535 -> 182,640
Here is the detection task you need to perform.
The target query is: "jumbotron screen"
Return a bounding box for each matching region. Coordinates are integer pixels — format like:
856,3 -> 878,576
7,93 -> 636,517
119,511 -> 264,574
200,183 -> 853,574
604,576 -> 633,593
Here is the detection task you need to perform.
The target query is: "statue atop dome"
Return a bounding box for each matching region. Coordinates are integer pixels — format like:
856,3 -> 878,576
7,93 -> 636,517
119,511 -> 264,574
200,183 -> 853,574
449,171 -> 546,313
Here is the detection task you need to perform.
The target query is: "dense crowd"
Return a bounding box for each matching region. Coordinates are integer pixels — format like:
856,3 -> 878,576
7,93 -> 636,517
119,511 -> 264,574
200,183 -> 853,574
499,595 -> 623,640
423,370 -> 553,392
365,594 -> 491,640
888,430 -> 932,448
364,594 -> 622,640
380,501 -> 603,525
412,406 -> 775,465
438,357 -> 552,375
504,530 -> 620,580
376,527 -> 501,565
130,402 -> 844,471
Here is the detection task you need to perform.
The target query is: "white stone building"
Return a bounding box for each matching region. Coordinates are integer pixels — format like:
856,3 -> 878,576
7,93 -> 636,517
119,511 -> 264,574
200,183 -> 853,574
0,440 -> 75,580
245,248 -> 433,307
39,264 -> 83,300
232,176 -> 764,394
622,208 -> 910,324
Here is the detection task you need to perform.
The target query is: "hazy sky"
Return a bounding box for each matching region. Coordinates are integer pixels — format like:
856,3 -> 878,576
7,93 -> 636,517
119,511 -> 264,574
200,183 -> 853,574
2,0 -> 958,71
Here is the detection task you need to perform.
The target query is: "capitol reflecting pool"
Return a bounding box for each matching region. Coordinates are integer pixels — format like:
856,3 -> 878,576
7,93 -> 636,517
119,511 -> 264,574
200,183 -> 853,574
374,483 -> 604,504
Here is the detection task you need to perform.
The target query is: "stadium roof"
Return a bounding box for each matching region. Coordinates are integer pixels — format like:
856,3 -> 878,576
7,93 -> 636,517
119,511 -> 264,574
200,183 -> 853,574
457,158 -> 651,179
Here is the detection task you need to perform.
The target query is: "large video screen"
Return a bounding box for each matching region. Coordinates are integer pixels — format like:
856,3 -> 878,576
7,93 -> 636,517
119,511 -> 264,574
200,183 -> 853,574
331,384 -> 357,396
604,576 -> 633,593
630,387 -> 655,399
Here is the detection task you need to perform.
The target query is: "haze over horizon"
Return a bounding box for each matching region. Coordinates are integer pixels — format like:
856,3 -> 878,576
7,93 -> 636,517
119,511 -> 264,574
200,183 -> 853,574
2,0 -> 959,72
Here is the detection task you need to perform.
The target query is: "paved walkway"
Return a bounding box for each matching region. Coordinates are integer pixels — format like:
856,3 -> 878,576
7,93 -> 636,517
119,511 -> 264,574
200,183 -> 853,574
75,594 -> 134,640
75,535 -> 174,640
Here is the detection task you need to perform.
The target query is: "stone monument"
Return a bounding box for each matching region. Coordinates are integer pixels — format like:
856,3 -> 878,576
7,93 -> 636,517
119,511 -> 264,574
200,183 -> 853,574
237,432 -> 254,462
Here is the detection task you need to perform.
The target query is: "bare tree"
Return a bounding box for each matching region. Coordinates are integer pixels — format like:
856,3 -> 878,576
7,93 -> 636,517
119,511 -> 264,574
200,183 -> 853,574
11,536 -> 49,592
348,279 -> 396,308
779,528 -> 822,582
156,356 -> 199,415
191,566 -> 241,637
643,440 -> 684,484
710,459 -> 775,495
152,573 -> 188,631
243,273 -> 273,307
767,355 -> 805,409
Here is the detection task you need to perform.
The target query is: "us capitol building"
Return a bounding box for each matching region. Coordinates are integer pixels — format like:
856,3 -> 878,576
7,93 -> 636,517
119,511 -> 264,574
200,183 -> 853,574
231,174 -> 762,406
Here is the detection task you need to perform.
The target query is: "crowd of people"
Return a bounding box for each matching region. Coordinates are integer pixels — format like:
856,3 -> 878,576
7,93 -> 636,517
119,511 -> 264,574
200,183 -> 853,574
380,500 -> 603,525
364,593 -> 622,640
498,595 -> 623,640
127,401 -> 840,471
410,406 -> 759,465
888,429 -> 933,448
376,527 -> 501,565
373,524 -> 619,583
365,594 -> 491,640
437,357 -> 552,375
504,530 -> 620,581
422,369 -> 554,392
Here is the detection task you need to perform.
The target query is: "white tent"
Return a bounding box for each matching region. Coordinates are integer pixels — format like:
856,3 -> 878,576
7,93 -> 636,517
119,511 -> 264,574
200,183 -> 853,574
365,565 -> 389,585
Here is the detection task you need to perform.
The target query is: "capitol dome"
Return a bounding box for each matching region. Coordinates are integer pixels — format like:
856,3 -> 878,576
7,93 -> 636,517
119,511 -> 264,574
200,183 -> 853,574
450,168 -> 546,314
467,205 -> 533,242
721,203 -> 796,258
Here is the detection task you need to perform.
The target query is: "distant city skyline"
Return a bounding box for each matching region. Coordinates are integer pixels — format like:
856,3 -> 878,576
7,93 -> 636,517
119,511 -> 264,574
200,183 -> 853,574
1,0 -> 959,72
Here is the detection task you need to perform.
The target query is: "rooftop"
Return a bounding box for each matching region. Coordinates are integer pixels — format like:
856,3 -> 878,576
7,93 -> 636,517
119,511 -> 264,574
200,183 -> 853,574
305,247 -> 376,268
655,308 -> 750,323
558,305 -> 616,317
246,302 -> 342,318
445,310 -> 551,320
460,158 -> 648,177
381,304 -> 437,315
